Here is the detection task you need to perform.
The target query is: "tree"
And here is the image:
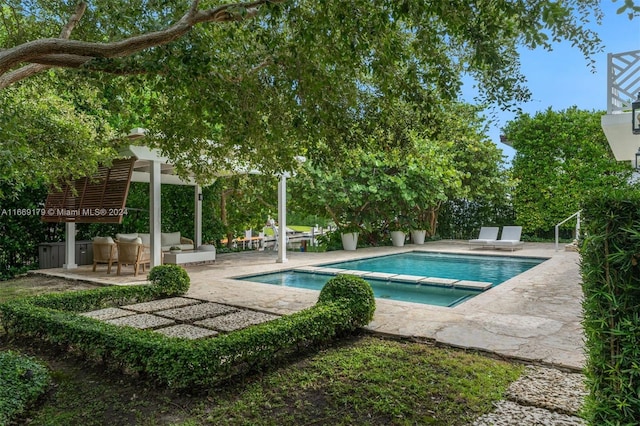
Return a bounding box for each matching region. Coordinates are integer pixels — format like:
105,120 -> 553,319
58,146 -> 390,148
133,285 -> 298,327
290,98 -> 502,242
505,107 -> 631,236
1,1 -> 605,184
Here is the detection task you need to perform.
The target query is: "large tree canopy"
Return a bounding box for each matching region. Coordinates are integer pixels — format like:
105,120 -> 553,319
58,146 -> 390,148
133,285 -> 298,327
1,1 -> 604,184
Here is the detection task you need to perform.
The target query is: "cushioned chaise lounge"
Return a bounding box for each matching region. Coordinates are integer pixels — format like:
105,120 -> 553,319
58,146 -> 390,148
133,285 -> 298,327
493,226 -> 524,251
468,227 -> 500,249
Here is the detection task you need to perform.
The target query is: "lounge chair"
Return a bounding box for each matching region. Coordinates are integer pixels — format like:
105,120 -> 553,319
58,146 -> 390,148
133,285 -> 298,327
468,227 -> 499,249
92,236 -> 117,273
493,226 -> 524,251
116,239 -> 150,276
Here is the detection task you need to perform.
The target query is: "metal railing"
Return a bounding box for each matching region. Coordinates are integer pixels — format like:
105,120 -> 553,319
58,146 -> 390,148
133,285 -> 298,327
607,50 -> 640,114
555,211 -> 581,252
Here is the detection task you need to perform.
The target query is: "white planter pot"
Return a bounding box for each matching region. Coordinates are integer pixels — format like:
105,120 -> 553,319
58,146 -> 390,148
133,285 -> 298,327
390,231 -> 406,247
411,229 -> 427,245
341,232 -> 359,251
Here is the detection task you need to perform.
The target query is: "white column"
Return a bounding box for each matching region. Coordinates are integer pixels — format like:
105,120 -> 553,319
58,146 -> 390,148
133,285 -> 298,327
150,160 -> 162,267
277,174 -> 288,263
195,184 -> 202,248
63,222 -> 77,269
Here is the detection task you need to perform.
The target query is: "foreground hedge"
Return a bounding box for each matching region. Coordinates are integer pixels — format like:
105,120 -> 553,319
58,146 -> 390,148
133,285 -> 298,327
0,275 -> 375,389
0,350 -> 51,424
581,190 -> 640,424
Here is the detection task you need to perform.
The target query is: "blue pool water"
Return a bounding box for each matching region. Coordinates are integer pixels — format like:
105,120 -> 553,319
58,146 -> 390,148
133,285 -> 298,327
239,252 -> 546,307
322,252 -> 545,285
240,271 -> 481,307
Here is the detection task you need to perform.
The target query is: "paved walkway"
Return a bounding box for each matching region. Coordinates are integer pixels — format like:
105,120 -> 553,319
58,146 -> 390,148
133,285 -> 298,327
37,240 -> 584,370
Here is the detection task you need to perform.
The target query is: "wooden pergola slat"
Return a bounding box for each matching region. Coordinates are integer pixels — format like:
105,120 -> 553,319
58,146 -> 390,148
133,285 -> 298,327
42,158 -> 135,223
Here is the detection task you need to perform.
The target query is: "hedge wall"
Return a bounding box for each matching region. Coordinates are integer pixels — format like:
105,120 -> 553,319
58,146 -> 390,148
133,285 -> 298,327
0,276 -> 375,390
581,190 -> 640,424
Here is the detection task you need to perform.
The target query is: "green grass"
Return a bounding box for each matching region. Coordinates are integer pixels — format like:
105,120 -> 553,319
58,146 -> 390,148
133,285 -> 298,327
0,276 -> 523,425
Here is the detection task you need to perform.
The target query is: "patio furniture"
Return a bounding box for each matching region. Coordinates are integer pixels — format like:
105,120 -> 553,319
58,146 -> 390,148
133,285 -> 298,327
493,226 -> 524,251
92,236 -> 117,274
116,239 -> 150,276
163,249 -> 216,265
468,227 -> 500,249
115,232 -> 194,252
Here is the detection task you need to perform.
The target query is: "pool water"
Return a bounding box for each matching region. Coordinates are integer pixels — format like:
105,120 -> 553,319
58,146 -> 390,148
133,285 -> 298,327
238,252 -> 546,307
322,252 -> 545,285
242,271 -> 480,307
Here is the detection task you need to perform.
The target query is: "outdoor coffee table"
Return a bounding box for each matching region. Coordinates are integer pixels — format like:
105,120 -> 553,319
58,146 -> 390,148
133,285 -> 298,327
163,250 -> 216,265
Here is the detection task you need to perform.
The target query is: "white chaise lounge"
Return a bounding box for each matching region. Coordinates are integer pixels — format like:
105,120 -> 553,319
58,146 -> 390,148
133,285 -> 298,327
468,227 -> 500,249
493,226 -> 524,251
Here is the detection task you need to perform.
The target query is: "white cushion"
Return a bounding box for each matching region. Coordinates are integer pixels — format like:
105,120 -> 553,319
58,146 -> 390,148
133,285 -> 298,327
116,233 -> 138,241
161,244 -> 193,252
93,236 -> 114,244
161,232 -> 181,246
138,233 -> 150,245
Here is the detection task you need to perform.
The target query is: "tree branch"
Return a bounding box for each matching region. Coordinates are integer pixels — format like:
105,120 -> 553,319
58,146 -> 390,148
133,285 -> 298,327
0,0 -> 285,87
0,2 -> 87,89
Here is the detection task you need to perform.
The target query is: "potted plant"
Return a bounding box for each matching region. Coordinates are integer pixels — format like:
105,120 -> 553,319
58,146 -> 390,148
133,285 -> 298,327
388,217 -> 409,247
408,216 -> 429,245
338,222 -> 361,251
169,246 -> 182,253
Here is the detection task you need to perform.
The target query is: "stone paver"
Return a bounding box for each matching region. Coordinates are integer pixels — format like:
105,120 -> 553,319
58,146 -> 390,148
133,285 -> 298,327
196,310 -> 280,332
154,324 -> 218,339
155,302 -> 238,321
506,366 -> 587,415
105,313 -> 175,329
472,400 -> 585,426
80,307 -> 136,320
122,297 -> 201,313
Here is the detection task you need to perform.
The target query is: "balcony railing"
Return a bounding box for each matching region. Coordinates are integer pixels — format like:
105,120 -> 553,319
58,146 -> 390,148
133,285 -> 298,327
607,49 -> 640,114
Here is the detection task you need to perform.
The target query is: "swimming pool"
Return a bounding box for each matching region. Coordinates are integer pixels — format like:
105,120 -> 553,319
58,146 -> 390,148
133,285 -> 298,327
322,252 -> 545,285
238,252 -> 546,307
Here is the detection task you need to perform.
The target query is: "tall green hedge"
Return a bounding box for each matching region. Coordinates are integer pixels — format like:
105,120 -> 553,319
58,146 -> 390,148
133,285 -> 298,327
581,190 -> 640,424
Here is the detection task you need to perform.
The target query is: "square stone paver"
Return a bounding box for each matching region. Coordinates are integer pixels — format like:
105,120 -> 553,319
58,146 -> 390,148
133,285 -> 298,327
156,302 -> 238,321
154,324 -> 218,340
80,307 -> 137,320
122,297 -> 202,313
105,313 -> 175,329
195,310 -> 280,332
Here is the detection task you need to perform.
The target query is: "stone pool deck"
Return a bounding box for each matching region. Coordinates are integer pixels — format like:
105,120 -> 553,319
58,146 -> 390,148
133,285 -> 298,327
36,240 -> 584,370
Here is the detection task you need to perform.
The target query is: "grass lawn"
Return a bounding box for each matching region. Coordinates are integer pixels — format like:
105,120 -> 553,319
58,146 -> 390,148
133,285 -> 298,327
0,275 -> 523,425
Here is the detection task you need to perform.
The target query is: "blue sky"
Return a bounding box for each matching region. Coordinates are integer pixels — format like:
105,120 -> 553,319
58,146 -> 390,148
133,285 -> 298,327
469,2 -> 640,163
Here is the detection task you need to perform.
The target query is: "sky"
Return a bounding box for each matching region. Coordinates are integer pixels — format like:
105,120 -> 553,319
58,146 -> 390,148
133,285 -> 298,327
466,2 -> 640,163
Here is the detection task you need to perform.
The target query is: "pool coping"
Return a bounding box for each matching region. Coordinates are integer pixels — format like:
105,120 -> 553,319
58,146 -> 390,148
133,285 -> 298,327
35,240 -> 584,370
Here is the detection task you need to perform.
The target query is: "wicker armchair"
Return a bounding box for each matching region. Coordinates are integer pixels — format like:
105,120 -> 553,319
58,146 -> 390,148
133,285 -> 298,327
92,238 -> 117,274
116,240 -> 150,276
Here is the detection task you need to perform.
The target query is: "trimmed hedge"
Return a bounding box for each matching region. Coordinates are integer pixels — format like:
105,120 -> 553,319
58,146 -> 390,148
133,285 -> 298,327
0,350 -> 51,424
581,190 -> 640,424
0,275 -> 375,389
319,274 -> 375,328
148,264 -> 190,296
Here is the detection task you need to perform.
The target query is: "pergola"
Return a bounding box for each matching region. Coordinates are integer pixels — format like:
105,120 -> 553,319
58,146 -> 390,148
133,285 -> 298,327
54,129 -> 292,269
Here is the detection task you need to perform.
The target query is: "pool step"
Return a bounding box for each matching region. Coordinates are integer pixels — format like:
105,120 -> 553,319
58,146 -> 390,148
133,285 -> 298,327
292,267 -> 492,291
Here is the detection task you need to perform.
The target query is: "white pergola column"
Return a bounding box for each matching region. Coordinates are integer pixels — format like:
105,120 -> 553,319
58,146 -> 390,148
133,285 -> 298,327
63,222 -> 77,269
149,160 -> 162,267
277,174 -> 288,263
195,184 -> 202,248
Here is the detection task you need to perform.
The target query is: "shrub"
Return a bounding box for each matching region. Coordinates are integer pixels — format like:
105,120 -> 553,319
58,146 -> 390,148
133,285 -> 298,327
148,264 -> 190,296
0,278 -> 375,390
0,350 -> 51,424
318,274 -> 375,328
581,189 -> 640,424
